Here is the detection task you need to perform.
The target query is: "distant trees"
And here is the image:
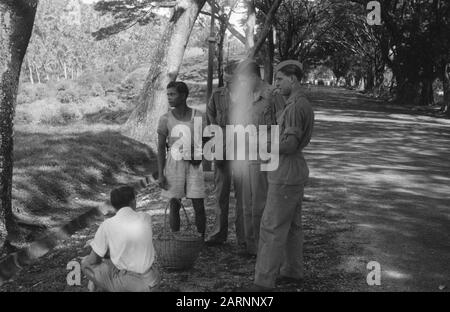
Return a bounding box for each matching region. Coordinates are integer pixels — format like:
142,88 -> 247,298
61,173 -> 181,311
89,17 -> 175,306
262,0 -> 450,108
327,0 -> 450,107
1,0 -> 38,250
22,0 -> 164,84
23,0 -> 87,83
366,0 -> 450,106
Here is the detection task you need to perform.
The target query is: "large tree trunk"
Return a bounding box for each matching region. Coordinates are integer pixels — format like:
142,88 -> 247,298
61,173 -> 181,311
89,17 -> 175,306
443,63 -> 450,115
245,0 -> 255,50
395,79 -> 421,106
0,0 -> 38,250
420,78 -> 434,106
123,0 -> 206,146
365,63 -> 375,92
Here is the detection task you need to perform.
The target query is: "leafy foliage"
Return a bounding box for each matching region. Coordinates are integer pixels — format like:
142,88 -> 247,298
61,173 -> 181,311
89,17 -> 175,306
92,0 -> 163,40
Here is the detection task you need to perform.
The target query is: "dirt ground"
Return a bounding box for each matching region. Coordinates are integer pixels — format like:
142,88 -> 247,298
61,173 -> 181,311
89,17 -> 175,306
2,87 -> 449,292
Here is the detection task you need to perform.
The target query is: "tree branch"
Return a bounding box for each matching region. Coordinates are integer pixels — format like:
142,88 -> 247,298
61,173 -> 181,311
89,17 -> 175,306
201,2 -> 246,45
247,0 -> 282,59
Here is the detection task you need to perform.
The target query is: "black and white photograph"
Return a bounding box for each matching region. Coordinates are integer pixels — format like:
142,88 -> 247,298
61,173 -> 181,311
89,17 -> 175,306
0,0 -> 449,296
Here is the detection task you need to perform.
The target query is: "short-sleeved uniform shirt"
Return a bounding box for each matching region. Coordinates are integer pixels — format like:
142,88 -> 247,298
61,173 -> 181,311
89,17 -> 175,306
268,88 -> 314,185
90,207 -> 155,274
246,81 -> 276,162
228,81 -> 282,162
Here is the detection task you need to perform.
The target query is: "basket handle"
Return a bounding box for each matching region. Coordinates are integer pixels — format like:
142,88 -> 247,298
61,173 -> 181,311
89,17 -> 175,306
162,199 -> 194,235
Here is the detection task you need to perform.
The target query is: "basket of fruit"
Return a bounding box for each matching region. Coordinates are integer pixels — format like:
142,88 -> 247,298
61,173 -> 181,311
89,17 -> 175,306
153,200 -> 204,270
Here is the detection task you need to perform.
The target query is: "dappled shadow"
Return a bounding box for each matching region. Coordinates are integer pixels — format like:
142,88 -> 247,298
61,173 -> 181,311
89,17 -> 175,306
305,87 -> 450,291
13,130 -> 156,227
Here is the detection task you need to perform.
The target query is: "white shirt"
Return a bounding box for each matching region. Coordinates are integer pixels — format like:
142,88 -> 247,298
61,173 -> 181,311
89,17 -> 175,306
91,207 -> 155,274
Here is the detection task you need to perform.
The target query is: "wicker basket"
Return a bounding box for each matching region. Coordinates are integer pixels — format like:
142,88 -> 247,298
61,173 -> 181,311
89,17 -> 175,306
153,200 -> 204,270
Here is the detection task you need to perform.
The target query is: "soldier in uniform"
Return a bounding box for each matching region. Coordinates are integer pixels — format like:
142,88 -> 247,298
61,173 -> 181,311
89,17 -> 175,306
233,59 -> 284,257
252,60 -> 315,290
205,61 -> 246,247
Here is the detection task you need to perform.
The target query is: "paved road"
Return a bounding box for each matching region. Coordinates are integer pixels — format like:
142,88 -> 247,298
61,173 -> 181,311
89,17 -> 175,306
305,87 -> 450,291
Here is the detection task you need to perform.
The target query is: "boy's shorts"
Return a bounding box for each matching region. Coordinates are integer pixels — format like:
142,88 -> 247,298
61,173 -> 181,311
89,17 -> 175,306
161,153 -> 205,199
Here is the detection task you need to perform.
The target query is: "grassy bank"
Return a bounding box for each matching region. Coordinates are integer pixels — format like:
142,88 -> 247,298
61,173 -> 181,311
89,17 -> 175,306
10,123 -> 157,242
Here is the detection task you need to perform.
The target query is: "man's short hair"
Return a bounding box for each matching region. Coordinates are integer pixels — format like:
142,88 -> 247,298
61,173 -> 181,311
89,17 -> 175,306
236,59 -> 261,78
278,64 -> 303,81
167,81 -> 189,98
110,185 -> 136,210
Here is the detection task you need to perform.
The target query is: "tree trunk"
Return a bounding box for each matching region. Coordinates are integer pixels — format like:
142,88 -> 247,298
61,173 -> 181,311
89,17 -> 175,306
28,62 -> 34,84
395,79 -> 421,106
245,0 -> 255,50
443,63 -> 450,115
0,0 -> 38,249
264,27 -> 274,84
34,63 -> 40,84
63,62 -> 67,80
217,17 -> 227,88
123,0 -> 206,146
365,62 -> 375,92
206,0 -> 215,103
247,0 -> 282,59
420,78 -> 433,106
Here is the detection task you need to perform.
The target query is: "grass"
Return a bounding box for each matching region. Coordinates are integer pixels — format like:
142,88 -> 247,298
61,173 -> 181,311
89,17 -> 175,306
11,123 -> 156,236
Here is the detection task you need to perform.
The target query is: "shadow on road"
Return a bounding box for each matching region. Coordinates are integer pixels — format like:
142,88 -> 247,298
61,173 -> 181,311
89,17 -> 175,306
306,87 -> 450,291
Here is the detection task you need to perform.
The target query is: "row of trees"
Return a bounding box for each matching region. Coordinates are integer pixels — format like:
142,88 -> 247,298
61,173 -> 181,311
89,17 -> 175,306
376,0 -> 450,107
317,0 -> 450,108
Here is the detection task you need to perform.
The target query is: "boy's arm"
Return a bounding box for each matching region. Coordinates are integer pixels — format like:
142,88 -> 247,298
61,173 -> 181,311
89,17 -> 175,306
156,115 -> 169,189
157,132 -> 168,190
